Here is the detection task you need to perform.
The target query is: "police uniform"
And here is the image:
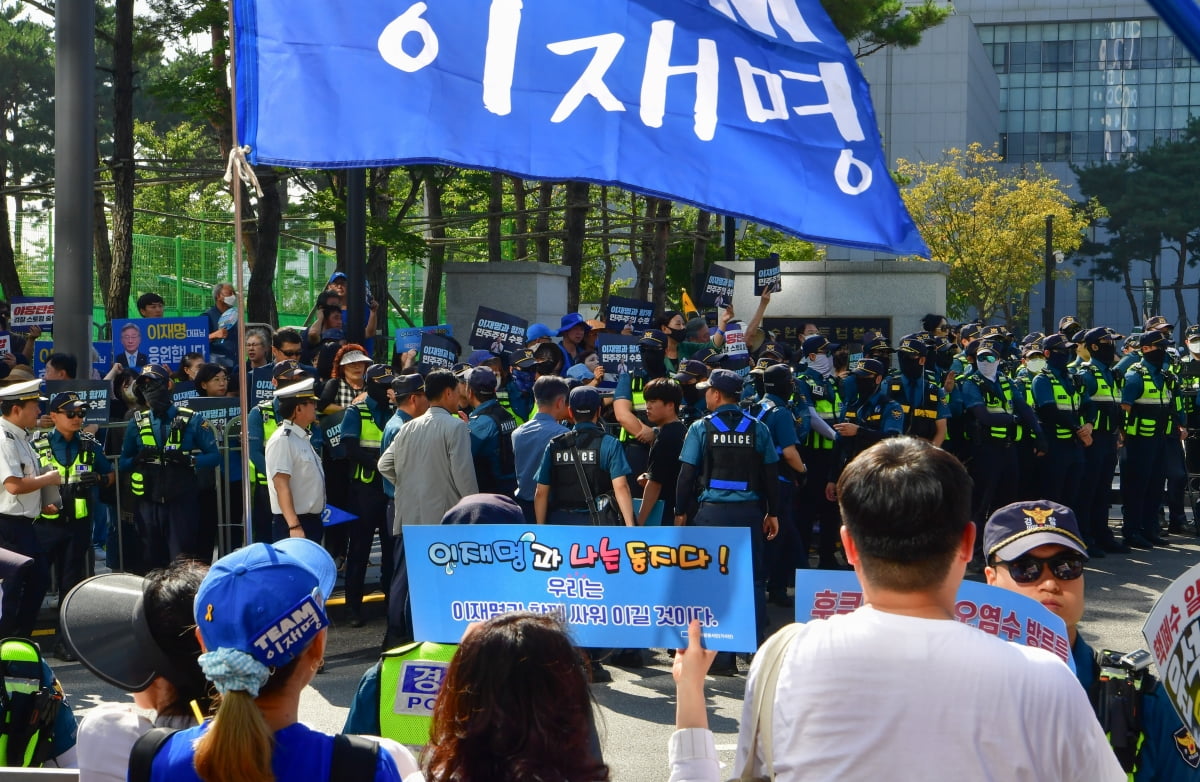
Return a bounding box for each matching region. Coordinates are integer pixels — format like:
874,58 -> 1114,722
1076,328 -> 1129,554
1031,334 -> 1092,516
887,335 -> 949,444
32,393 -> 114,602
676,369 -> 781,648
830,360 -> 905,483
248,361 -> 313,544
118,365 -> 219,568
340,366 -> 396,625
464,367 -> 519,497
265,379 -> 327,542
1121,331 -> 1185,548
0,380 -> 52,638
536,422 -> 630,525
794,335 -> 842,569
752,364 -> 806,606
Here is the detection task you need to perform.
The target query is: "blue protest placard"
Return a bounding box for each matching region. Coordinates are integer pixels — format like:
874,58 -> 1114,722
793,571 -> 1075,672
33,341 -> 113,380
404,524 -> 757,651
395,324 -> 453,356
44,380 -> 111,425
185,396 -> 243,439
469,307 -> 526,354
9,298 -> 54,330
754,254 -> 781,296
418,333 -> 459,374
602,296 -> 655,330
231,0 -> 928,257
596,334 -> 642,382
701,264 -> 736,308
112,317 -> 208,371
250,365 -> 276,407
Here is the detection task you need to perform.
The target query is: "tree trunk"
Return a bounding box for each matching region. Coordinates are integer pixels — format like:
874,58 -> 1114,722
367,167 -> 392,360
511,177 -> 527,261
690,209 -> 711,303
636,197 -> 658,300
109,0 -> 135,322
598,186 -> 613,313
245,169 -> 281,325
535,182 -> 553,264
422,172 -> 446,326
562,180 -> 590,312
631,196 -> 648,299
0,113 -> 22,300
1122,265 -> 1139,327
487,172 -> 503,263
93,185 -> 115,316
1174,237 -> 1189,326
650,199 -> 672,312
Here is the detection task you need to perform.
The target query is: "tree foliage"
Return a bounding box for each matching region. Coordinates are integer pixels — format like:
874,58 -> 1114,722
822,0 -> 953,59
897,144 -> 1099,325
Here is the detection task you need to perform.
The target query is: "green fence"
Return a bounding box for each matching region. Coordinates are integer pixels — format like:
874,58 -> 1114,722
11,212 -> 439,340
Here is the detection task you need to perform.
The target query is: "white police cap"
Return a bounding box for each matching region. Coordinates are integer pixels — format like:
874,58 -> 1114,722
272,377 -> 316,400
0,379 -> 44,403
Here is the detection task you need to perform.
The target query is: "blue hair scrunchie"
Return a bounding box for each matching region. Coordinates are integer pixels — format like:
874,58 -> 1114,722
199,648 -> 271,697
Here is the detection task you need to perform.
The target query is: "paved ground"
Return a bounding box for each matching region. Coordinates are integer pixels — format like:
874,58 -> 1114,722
42,523 -> 1200,781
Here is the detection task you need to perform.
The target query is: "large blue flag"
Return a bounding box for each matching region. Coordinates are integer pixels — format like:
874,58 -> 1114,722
1146,1 -> 1200,64
232,0 -> 929,257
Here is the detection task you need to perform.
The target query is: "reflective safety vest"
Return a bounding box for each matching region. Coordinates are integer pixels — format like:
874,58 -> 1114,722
701,409 -> 760,493
1040,370 -> 1082,440
496,390 -> 525,424
250,400 -> 279,486
1124,363 -> 1176,438
351,403 -> 384,484
129,408 -> 194,498
548,429 -> 610,510
0,638 -> 63,767
618,387 -> 647,443
377,641 -> 457,747
1080,362 -> 1121,434
976,375 -> 1023,442
801,374 -> 838,451
886,376 -> 939,441
32,434 -> 95,520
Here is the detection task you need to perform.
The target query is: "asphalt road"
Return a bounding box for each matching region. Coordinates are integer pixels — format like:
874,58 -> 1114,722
44,527 -> 1200,782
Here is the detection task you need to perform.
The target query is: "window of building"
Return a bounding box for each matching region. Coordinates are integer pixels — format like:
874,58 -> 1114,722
1076,279 -> 1094,327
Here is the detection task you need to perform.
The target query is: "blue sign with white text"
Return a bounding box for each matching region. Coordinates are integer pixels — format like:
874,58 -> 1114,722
404,524 -> 757,651
793,571 -> 1076,673
111,317 -> 208,372
231,0 -> 928,256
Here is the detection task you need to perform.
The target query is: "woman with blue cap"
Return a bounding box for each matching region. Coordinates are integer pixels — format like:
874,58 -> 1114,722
134,538 -> 414,781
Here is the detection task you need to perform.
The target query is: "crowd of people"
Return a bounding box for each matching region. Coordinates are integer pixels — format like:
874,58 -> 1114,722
0,275 -> 1196,777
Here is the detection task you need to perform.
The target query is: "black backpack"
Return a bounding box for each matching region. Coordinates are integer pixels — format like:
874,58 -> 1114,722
0,637 -> 64,768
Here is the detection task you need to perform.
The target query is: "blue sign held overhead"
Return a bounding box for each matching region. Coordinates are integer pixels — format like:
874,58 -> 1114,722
231,0 -> 928,257
403,524 -> 758,651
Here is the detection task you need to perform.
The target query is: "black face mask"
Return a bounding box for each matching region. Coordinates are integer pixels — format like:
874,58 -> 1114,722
682,384 -> 703,405
1090,344 -> 1116,366
764,380 -> 793,400
854,377 -> 878,401
367,383 -> 391,409
1143,348 -> 1165,367
898,354 -> 924,379
666,327 -> 687,343
935,351 -> 953,370
141,384 -> 171,414
640,348 -> 667,380
750,375 -> 765,398
1047,351 -> 1070,372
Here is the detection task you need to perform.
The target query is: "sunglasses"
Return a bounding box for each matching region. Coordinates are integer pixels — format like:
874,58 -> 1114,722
978,354 -> 998,363
280,350 -> 302,358
996,552 -> 1085,584
57,411 -> 86,420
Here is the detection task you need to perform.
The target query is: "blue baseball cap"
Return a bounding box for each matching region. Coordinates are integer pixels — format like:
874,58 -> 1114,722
194,538 -> 337,668
526,323 -> 555,343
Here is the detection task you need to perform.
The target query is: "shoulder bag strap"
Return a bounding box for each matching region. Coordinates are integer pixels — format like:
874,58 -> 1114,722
127,727 -> 180,782
739,623 -> 804,781
568,439 -> 602,525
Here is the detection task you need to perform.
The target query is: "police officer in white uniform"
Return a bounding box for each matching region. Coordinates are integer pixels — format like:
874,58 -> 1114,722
265,378 -> 327,542
0,379 -> 61,637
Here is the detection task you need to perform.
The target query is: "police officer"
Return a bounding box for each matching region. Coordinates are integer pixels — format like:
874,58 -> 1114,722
754,364 -> 807,607
1031,333 -> 1092,515
247,360 -> 313,544
961,342 -> 1044,550
32,393 -> 114,627
1121,330 -> 1185,549
675,368 -> 780,673
0,379 -> 59,638
118,364 -> 219,569
795,334 -> 842,569
828,358 -> 905,491
1076,327 -> 1130,555
535,386 -> 635,527
463,366 -> 518,496
265,377 -> 326,542
887,334 -> 948,446
340,364 -> 396,627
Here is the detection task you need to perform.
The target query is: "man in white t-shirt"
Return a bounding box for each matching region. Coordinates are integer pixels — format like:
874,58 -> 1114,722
668,435 -> 1125,782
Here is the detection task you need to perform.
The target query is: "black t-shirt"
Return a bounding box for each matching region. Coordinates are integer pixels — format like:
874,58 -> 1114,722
646,420 -> 686,518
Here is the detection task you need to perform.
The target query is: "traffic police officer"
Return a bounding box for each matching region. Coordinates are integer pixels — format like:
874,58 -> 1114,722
463,366 -> 519,496
118,364 -> 219,568
535,386 -> 635,527
888,334 -> 948,446
1076,327 -> 1130,555
32,392 -> 114,609
1031,333 -> 1092,515
795,334 -> 842,569
265,377 -> 326,541
0,379 -> 59,638
340,363 -> 396,627
247,360 -> 313,543
1121,330 -> 1185,549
